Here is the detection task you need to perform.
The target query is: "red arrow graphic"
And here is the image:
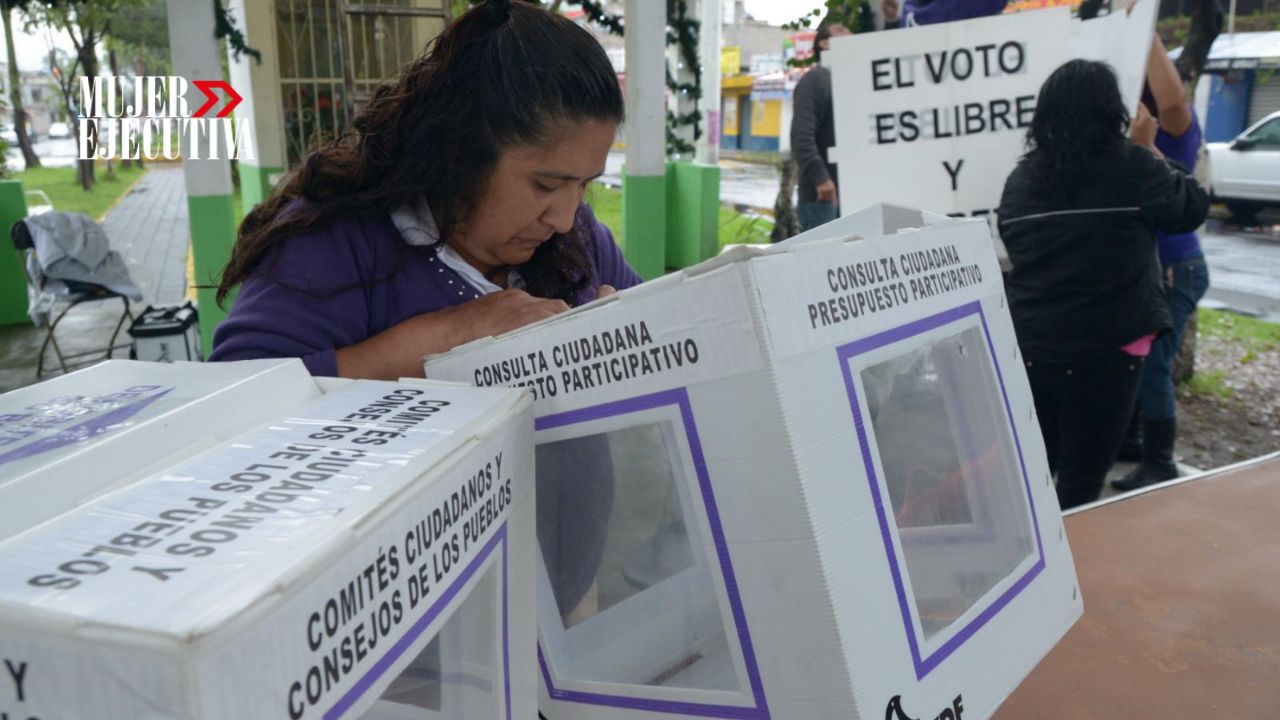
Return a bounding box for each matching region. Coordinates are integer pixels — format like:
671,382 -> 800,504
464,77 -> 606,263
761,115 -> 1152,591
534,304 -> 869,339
192,80 -> 243,118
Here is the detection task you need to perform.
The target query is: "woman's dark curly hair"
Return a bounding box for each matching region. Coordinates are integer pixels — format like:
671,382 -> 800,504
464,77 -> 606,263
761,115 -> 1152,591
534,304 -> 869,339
1023,59 -> 1130,197
216,0 -> 624,306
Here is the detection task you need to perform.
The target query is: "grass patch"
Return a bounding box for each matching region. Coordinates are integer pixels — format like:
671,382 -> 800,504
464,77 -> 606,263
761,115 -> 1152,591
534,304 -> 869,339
1198,308 -> 1280,353
11,163 -> 147,222
585,182 -> 774,252
1178,369 -> 1234,401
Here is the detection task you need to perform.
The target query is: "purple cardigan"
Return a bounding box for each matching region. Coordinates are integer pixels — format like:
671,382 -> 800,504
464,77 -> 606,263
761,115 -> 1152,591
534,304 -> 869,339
210,204 -> 641,376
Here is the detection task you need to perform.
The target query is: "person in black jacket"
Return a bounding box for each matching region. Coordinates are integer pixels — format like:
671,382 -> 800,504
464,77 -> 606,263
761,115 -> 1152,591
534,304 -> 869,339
790,13 -> 851,233
997,60 -> 1208,510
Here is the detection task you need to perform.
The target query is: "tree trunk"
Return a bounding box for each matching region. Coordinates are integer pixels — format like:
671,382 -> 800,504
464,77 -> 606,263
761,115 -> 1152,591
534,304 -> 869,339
1174,0 -> 1222,101
1174,311 -> 1199,385
74,22 -> 102,191
133,55 -> 146,168
3,7 -> 41,170
108,37 -> 131,170
770,155 -> 799,243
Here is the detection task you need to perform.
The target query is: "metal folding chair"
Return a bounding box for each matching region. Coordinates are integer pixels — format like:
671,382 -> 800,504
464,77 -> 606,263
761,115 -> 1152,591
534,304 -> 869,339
11,219 -> 135,378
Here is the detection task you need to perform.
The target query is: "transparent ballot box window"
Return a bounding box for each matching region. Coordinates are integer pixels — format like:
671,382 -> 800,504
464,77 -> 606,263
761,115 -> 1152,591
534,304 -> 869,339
534,396 -> 757,704
842,310 -> 1042,673
360,563 -> 503,720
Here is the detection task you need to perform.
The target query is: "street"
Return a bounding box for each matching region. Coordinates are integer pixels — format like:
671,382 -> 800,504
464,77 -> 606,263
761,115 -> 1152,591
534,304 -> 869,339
7,136 -> 79,168
1200,216 -> 1280,322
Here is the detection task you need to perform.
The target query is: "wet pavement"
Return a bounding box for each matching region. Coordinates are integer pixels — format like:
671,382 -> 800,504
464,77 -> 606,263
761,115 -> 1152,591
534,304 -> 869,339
7,136 -> 79,169
1200,214 -> 1280,322
0,167 -> 189,392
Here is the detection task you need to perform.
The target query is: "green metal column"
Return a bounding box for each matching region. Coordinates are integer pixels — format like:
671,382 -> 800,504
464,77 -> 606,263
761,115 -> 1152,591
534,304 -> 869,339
186,194 -> 238,352
622,171 -> 667,280
0,180 -> 30,326
665,161 -> 721,269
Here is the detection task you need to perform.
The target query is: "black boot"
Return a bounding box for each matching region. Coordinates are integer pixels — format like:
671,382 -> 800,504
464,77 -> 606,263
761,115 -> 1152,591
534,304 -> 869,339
1112,417 -> 1179,491
1114,409 -> 1143,462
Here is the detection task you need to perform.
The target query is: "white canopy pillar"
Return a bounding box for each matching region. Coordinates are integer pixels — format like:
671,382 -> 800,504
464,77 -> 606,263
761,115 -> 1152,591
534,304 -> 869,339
622,0 -> 668,278
696,0 -> 721,165
166,0 -> 238,355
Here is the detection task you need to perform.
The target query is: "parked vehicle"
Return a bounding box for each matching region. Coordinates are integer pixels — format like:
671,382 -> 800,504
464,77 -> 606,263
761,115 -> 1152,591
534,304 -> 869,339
0,125 -> 17,144
1207,110 -> 1280,224
47,121 -> 72,139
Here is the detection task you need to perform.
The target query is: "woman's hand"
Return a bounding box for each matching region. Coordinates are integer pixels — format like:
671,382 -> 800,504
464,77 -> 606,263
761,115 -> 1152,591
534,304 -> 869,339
1130,104 -> 1159,150
442,288 -> 570,345
335,289 -> 568,380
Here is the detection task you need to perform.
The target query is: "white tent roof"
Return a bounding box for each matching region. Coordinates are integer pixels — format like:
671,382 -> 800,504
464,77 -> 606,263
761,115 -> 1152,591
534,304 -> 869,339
1168,31 -> 1280,71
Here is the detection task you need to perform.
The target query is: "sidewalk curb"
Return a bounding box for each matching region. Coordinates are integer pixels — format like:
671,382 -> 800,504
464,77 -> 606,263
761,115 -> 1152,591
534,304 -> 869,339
1069,449 -> 1280,516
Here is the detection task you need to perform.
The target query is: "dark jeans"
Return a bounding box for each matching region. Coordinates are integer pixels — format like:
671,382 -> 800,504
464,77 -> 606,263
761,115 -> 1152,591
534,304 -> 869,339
1137,255 -> 1210,420
1026,351 -> 1144,510
797,200 -> 838,232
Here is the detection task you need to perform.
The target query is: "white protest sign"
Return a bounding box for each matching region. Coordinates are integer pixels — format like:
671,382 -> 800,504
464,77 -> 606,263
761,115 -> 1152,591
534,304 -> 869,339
829,3 -> 1158,222
1073,0 -> 1160,114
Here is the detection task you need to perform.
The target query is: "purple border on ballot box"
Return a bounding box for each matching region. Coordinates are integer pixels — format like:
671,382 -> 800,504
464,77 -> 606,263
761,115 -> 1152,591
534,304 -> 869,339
837,301 -> 1046,681
326,523 -> 512,720
534,387 -> 771,719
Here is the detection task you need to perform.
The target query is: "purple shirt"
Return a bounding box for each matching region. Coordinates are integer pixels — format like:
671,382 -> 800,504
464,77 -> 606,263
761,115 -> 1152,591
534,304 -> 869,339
1154,112 -> 1203,266
901,0 -> 1007,26
210,204 -> 641,376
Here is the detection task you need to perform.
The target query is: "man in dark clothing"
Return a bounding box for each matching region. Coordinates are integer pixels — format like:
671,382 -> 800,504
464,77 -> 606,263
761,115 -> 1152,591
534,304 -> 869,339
790,14 -> 850,232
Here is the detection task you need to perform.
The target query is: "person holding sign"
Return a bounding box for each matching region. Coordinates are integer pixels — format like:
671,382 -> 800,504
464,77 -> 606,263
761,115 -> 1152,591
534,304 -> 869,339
997,59 -> 1209,510
881,0 -> 1007,27
1112,34 -> 1211,492
210,0 -> 639,380
790,12 -> 852,232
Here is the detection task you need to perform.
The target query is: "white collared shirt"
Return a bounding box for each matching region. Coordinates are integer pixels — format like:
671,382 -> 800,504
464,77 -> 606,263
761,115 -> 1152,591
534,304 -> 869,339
390,196 -> 522,296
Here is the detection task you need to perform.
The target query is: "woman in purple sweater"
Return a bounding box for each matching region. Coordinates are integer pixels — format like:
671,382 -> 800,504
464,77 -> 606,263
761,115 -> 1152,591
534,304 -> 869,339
210,0 -> 640,379
212,0 -> 640,624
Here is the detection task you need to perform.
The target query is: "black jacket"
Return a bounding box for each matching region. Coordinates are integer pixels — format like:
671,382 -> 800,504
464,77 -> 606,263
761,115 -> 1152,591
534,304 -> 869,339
998,143 -> 1209,363
791,65 -> 837,203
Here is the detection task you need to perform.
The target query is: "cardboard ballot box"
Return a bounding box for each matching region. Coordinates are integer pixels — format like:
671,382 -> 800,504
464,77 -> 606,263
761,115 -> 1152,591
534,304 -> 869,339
428,210 -> 1081,719
0,359 -> 319,539
0,377 -> 536,720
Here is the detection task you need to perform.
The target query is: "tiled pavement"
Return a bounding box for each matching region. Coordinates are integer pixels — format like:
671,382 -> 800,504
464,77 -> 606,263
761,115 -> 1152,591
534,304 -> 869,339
0,166 -> 191,392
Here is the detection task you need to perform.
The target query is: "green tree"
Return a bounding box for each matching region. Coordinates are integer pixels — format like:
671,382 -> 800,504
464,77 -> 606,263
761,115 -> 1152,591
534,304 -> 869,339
783,0 -> 876,68
23,0 -> 138,189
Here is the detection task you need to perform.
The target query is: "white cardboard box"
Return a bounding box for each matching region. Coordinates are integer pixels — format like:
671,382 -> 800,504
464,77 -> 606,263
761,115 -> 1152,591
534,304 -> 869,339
427,212 -> 1081,719
0,377 -> 536,720
0,358 -> 320,538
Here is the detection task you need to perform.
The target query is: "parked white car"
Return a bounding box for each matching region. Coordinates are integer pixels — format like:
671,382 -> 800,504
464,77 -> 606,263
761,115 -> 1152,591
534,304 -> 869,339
46,121 -> 72,139
1207,110 -> 1280,224
0,125 -> 16,144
